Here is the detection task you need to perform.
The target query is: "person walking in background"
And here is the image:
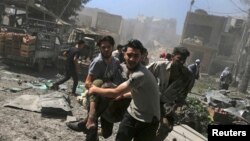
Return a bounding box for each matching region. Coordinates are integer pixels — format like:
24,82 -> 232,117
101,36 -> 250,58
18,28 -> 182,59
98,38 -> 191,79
148,46 -> 193,141
219,67 -> 232,90
88,39 -> 160,141
51,40 -> 85,96
141,47 -> 149,66
188,59 -> 201,91
112,44 -> 125,63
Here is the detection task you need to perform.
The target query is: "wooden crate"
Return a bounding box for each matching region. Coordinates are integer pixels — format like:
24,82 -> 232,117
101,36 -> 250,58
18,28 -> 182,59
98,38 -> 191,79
4,46 -> 12,54
20,44 -> 35,52
0,41 -> 4,55
0,49 -> 3,55
3,40 -> 21,50
0,33 -> 5,42
0,41 -> 4,49
12,48 -> 20,56
4,40 -> 14,48
20,50 -> 34,57
5,32 -> 14,41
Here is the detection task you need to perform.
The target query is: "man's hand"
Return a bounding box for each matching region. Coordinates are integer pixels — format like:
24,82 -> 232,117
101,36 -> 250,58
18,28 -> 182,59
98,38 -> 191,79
63,51 -> 68,56
88,85 -> 97,95
114,95 -> 124,101
114,92 -> 131,101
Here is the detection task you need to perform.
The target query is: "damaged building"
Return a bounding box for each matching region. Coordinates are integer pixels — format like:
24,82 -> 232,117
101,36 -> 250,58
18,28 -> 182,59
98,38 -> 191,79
120,15 -> 179,48
76,7 -> 122,44
181,9 -> 244,74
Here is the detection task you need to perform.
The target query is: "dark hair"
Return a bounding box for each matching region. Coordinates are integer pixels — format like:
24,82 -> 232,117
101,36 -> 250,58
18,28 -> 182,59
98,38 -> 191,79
77,40 -> 85,45
117,44 -> 123,50
142,47 -> 148,54
97,36 -> 115,47
166,53 -> 172,60
124,39 -> 144,53
172,46 -> 190,59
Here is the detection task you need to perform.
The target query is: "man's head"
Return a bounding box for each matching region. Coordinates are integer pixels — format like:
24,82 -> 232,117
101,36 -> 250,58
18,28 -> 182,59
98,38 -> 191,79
166,53 -> 172,61
97,36 -> 115,59
77,40 -> 85,49
124,39 -> 144,70
116,44 -> 123,53
171,46 -> 190,68
195,59 -> 200,65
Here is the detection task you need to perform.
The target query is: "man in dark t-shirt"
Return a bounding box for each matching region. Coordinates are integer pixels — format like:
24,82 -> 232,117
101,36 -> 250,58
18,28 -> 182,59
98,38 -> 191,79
51,40 -> 85,95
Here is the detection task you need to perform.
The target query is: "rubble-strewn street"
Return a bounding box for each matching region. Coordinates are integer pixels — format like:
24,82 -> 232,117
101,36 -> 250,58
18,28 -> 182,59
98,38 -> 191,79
0,60 -> 207,141
0,60 -> 216,141
0,61 -> 88,141
1,58 -> 123,141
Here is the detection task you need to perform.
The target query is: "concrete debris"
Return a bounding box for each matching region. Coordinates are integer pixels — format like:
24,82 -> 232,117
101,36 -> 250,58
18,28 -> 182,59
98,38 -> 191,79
4,94 -> 41,112
204,90 -> 233,108
4,91 -> 72,117
40,91 -> 71,116
204,90 -> 250,124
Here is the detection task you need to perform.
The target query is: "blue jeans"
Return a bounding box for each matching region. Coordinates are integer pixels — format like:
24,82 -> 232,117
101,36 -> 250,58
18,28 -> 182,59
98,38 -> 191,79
116,112 -> 159,141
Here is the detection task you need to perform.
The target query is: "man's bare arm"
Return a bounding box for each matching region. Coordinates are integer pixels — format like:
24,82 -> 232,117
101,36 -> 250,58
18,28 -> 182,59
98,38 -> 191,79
114,92 -> 132,101
85,74 -> 94,89
88,81 -> 131,98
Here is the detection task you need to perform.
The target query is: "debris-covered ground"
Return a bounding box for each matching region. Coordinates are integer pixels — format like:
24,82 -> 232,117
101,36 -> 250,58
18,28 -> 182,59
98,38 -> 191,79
0,60 -> 122,141
189,74 -> 250,132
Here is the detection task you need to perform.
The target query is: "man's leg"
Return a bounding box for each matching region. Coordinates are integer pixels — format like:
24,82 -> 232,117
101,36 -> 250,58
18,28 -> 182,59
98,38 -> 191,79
225,84 -> 229,90
134,117 -> 159,141
100,117 -> 113,138
86,100 -> 97,129
52,70 -> 71,89
85,125 -> 98,141
71,70 -> 78,95
86,80 -> 111,129
154,116 -> 174,141
86,95 -> 110,129
116,112 -> 136,141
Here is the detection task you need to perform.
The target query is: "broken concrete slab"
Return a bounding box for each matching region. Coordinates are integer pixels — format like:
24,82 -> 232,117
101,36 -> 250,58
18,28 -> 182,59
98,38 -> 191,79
204,90 -> 234,108
40,91 -> 71,116
4,91 -> 72,117
4,94 -> 41,112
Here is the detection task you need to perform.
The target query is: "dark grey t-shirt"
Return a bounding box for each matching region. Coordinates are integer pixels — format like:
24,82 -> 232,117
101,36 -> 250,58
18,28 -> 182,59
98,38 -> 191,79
88,53 -> 124,85
127,64 -> 160,122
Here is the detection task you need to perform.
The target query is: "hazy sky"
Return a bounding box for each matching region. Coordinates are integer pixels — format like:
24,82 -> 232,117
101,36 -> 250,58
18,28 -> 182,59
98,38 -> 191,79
86,0 -> 249,34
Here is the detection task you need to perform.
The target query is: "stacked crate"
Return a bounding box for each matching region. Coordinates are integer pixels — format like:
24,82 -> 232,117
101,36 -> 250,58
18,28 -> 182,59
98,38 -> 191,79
4,32 -> 14,56
0,33 -> 36,57
12,33 -> 23,56
0,32 -> 4,55
20,35 -> 36,57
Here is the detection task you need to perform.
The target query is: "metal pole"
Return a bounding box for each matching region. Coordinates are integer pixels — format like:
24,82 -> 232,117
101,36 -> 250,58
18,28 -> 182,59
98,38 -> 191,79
57,0 -> 72,21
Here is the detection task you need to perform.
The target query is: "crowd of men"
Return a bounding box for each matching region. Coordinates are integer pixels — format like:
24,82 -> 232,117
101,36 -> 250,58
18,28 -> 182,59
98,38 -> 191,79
50,35 -> 227,141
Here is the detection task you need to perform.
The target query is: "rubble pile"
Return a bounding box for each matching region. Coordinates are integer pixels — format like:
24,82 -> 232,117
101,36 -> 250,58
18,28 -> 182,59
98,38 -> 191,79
204,90 -> 250,125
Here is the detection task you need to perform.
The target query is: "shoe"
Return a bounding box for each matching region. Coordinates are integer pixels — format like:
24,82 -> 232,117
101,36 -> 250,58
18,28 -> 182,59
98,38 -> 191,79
71,93 -> 78,97
86,128 -> 99,141
50,84 -> 59,90
66,120 -> 87,132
